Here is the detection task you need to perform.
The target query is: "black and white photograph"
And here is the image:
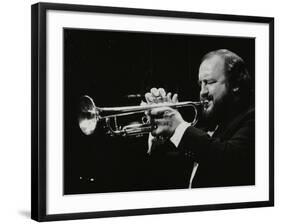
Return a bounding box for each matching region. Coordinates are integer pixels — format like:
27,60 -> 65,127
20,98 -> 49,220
30,2 -> 274,222
64,29 -> 256,194
1,0 -> 281,223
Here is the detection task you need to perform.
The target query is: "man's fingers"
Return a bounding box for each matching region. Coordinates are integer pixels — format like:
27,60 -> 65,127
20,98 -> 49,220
151,88 -> 160,97
150,88 -> 160,103
140,100 -> 147,106
159,88 -> 166,96
145,88 -> 178,104
156,88 -> 166,103
167,92 -> 172,102
150,88 -> 169,103
149,107 -> 169,116
172,93 -> 178,103
145,93 -> 154,104
149,107 -> 173,116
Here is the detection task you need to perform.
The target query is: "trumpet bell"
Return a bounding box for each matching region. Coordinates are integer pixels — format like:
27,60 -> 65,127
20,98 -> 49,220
78,95 -> 99,135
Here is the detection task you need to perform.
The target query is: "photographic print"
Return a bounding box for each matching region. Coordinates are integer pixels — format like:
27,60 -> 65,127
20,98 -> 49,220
63,29 -> 256,194
31,2 -> 274,221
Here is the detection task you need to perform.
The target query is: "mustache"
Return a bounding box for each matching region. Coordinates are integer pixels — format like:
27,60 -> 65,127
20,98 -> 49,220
200,95 -> 213,101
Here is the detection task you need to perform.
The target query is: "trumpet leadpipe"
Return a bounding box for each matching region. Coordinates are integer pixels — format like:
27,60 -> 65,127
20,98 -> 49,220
96,101 -> 205,118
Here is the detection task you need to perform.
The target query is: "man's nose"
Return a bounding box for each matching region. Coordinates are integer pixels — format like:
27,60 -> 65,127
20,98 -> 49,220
200,84 -> 208,98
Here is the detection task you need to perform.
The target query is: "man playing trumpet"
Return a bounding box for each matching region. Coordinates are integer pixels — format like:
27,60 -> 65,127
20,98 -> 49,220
144,49 -> 255,188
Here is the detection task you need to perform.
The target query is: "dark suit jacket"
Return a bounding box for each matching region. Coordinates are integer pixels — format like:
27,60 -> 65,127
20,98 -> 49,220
148,106 -> 255,189
179,106 -> 255,188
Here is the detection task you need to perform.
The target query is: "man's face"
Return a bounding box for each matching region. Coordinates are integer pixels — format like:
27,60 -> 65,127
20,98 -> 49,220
198,55 -> 229,121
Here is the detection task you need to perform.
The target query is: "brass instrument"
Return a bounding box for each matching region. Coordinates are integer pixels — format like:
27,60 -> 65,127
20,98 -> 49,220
78,95 -> 204,137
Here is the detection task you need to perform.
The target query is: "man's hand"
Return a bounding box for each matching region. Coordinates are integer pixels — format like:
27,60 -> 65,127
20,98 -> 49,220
144,88 -> 185,138
148,106 -> 184,137
145,87 -> 178,104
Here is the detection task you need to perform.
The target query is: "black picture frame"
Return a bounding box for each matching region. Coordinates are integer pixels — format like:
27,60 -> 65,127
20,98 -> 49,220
31,2 -> 274,222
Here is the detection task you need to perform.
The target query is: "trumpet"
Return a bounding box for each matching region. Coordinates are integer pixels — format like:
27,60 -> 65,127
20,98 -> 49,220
78,95 -> 205,137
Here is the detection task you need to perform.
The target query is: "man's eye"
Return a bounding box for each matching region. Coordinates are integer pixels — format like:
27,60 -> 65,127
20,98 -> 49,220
207,80 -> 216,85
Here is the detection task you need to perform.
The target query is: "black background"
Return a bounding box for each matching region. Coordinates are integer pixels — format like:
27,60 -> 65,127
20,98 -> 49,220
63,28 -> 255,194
